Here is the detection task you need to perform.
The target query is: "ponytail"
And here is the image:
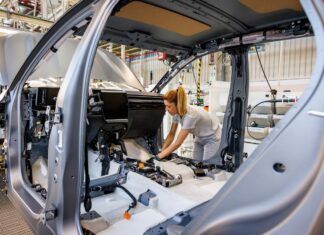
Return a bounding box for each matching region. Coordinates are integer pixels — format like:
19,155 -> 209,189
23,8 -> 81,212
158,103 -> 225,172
163,86 -> 188,116
163,86 -> 187,117
176,86 -> 187,116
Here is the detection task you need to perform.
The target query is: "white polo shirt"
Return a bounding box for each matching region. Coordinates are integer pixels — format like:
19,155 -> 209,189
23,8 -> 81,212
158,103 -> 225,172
172,105 -> 220,138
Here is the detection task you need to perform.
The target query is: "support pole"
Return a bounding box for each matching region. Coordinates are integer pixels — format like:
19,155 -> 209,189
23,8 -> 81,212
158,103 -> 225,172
196,58 -> 202,106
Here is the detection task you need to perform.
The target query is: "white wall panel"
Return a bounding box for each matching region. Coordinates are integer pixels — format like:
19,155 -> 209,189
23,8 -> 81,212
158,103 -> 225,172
129,37 -> 316,88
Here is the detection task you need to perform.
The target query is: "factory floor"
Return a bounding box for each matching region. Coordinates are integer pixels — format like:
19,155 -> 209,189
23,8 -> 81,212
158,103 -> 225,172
0,171 -> 33,235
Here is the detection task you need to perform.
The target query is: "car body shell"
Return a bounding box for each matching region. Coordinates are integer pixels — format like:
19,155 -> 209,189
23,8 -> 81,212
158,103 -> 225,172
0,0 -> 323,234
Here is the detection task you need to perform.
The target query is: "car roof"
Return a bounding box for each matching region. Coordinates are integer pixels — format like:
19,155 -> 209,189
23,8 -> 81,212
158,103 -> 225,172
99,0 -> 309,56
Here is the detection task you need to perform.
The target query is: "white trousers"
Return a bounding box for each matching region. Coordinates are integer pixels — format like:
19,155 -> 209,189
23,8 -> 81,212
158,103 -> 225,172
192,128 -> 221,161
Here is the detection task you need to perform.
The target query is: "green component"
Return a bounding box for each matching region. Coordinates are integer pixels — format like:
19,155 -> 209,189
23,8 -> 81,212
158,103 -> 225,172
196,98 -> 204,106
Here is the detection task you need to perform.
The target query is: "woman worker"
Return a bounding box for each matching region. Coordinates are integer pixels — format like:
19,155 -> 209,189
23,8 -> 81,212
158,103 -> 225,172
156,86 -> 221,161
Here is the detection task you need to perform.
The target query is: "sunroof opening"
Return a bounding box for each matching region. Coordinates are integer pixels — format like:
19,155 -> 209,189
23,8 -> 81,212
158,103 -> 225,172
239,0 -> 303,13
115,1 -> 211,36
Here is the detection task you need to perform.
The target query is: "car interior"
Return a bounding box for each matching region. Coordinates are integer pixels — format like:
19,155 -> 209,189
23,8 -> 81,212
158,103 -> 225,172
1,0 -> 322,235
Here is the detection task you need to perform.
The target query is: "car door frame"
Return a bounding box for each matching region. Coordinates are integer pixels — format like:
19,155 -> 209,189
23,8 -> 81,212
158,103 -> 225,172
4,0 -> 119,234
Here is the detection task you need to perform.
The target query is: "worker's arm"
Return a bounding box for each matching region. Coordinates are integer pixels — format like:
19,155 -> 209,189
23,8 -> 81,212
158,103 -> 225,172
158,129 -> 190,159
162,123 -> 178,150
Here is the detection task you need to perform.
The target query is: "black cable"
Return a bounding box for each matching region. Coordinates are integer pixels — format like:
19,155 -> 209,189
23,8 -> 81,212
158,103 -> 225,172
100,145 -> 110,176
248,46 -> 285,140
247,100 -> 276,140
246,99 -> 292,140
84,143 -> 92,212
115,185 -> 137,211
255,45 -> 276,99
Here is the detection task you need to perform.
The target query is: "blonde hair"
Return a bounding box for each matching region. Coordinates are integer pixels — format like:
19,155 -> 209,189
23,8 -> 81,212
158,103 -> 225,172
163,86 -> 187,116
